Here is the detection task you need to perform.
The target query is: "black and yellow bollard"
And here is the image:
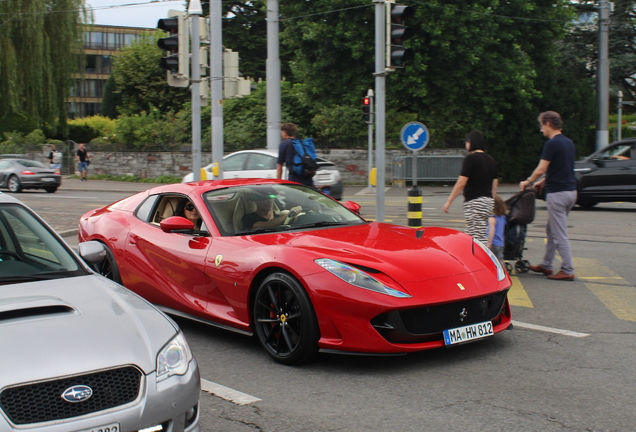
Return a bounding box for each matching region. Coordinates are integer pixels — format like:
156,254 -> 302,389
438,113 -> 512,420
407,186 -> 422,227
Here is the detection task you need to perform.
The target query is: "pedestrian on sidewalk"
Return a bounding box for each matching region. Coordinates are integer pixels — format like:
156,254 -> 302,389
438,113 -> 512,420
443,130 -> 498,245
76,143 -> 89,181
520,111 -> 577,281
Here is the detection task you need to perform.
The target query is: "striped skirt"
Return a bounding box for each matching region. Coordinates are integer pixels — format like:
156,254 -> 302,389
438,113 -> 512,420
462,196 -> 494,245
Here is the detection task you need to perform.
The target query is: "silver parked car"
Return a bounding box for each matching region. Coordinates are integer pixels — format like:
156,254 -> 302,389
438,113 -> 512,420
0,193 -> 200,431
0,158 -> 62,193
182,149 -> 344,200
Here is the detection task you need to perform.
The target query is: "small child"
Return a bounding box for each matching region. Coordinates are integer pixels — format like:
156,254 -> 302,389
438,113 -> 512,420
487,194 -> 508,264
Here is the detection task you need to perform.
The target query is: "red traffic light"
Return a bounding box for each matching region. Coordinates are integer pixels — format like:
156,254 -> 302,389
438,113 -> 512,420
362,97 -> 371,106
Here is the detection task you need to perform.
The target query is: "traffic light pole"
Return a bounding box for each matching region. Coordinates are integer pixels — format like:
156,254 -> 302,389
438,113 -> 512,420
596,0 -> 611,152
210,0 -> 224,177
374,0 -> 386,222
367,89 -> 374,191
189,0 -> 202,181
266,0 -> 281,151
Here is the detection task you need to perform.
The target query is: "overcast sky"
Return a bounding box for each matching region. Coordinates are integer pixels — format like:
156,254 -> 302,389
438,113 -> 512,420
87,0 -> 186,28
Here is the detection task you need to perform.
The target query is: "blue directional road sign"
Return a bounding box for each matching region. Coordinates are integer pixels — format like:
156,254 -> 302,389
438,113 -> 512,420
400,122 -> 429,152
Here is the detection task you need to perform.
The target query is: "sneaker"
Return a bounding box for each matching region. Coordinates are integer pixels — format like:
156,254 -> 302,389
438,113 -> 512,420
528,264 -> 552,275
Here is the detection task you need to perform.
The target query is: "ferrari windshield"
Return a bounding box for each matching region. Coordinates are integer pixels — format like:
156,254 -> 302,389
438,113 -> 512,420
204,183 -> 366,236
0,204 -> 83,280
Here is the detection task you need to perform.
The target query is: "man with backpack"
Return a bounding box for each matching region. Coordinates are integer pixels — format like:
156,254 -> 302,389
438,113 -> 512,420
276,123 -> 317,187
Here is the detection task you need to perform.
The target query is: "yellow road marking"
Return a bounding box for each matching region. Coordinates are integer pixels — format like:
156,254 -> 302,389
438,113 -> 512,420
573,257 -> 636,322
508,275 -> 534,308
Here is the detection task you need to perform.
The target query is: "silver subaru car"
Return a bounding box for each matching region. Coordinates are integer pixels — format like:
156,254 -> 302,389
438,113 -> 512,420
0,193 -> 200,431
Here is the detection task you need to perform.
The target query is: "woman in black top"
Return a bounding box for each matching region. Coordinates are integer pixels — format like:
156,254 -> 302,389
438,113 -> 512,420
442,130 -> 498,244
175,199 -> 203,230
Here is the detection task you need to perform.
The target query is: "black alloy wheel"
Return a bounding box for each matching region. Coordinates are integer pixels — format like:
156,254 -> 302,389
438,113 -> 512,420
95,244 -> 123,284
577,200 -> 598,208
253,272 -> 319,365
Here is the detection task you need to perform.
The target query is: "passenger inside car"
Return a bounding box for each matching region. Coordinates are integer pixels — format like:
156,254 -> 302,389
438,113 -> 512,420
175,198 -> 203,230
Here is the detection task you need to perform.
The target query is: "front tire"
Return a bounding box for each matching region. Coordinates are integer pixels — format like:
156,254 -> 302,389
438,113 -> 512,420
94,244 -> 123,284
45,187 -> 58,193
253,272 -> 319,365
7,175 -> 22,193
577,200 -> 597,208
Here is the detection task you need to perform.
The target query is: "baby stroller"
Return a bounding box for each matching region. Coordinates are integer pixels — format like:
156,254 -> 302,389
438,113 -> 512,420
503,189 -> 536,274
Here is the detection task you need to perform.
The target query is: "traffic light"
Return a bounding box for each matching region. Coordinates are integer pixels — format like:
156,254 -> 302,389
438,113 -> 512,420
157,10 -> 189,87
362,96 -> 372,123
386,2 -> 415,69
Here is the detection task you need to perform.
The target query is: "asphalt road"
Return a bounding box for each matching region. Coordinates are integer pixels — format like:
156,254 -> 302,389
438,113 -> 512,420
10,179 -> 636,431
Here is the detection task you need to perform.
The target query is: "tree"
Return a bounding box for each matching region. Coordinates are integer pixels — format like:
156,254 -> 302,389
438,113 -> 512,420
278,0 -> 596,180
100,75 -> 122,119
110,31 -> 189,116
0,0 -> 86,135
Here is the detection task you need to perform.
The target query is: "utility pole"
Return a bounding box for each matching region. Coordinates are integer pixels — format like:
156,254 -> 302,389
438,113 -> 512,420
189,0 -> 202,181
596,0 -> 611,152
366,89 -> 374,191
210,0 -> 224,177
617,90 -> 623,141
266,0 -> 281,150
374,0 -> 386,222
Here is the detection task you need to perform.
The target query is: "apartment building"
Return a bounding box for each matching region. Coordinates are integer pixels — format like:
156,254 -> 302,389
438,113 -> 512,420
67,25 -> 152,119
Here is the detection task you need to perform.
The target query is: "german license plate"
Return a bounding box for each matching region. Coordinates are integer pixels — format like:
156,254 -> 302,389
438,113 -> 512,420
76,423 -> 120,432
42,177 -> 55,182
443,321 -> 493,346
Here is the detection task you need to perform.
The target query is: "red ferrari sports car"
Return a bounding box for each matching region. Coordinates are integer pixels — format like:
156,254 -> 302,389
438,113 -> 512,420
79,179 -> 512,364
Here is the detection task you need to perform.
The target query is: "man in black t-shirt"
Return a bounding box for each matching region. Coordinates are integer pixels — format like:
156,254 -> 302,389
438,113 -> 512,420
76,143 -> 89,181
520,111 -> 576,281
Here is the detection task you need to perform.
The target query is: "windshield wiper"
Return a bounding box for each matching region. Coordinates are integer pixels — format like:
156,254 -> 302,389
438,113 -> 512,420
234,226 -> 284,235
293,221 -> 349,229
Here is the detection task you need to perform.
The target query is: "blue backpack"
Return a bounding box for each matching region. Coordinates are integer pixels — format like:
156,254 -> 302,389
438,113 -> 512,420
291,138 -> 318,178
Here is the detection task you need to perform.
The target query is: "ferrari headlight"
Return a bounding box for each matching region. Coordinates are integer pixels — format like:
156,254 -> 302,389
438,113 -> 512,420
473,239 -> 506,281
156,332 -> 193,382
315,258 -> 411,298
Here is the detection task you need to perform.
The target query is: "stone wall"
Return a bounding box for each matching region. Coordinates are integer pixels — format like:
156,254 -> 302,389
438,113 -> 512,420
28,148 -> 464,185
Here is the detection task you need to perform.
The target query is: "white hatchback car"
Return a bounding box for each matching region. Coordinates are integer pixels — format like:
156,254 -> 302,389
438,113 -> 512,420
0,192 -> 200,432
182,149 -> 344,200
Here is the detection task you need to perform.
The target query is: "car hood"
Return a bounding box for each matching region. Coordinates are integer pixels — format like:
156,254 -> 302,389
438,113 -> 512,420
280,223 -> 486,283
0,275 -> 177,388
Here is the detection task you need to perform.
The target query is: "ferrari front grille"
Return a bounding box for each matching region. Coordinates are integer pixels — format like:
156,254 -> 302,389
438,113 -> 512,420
372,290 -> 509,344
0,366 -> 141,425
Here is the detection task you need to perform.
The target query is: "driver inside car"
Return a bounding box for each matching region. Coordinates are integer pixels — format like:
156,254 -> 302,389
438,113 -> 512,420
242,190 -> 302,231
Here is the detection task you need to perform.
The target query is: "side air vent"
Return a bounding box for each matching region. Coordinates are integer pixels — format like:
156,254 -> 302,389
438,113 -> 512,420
0,305 -> 75,322
0,296 -> 76,323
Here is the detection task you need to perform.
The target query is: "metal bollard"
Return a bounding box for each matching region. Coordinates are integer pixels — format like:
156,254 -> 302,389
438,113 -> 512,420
407,186 -> 422,227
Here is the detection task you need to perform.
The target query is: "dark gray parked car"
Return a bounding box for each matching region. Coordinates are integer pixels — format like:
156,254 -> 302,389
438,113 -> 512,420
574,139 -> 636,207
0,193 -> 201,431
0,158 -> 61,193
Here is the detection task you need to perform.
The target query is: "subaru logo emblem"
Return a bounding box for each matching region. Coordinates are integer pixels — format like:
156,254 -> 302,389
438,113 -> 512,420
61,385 -> 93,403
459,308 -> 468,322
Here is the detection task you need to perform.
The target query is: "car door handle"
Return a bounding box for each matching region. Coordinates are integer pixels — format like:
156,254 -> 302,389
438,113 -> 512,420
129,234 -> 138,245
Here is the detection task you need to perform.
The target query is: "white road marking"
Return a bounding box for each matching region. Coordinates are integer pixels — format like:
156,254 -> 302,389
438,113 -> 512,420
512,320 -> 589,338
200,379 -> 261,405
